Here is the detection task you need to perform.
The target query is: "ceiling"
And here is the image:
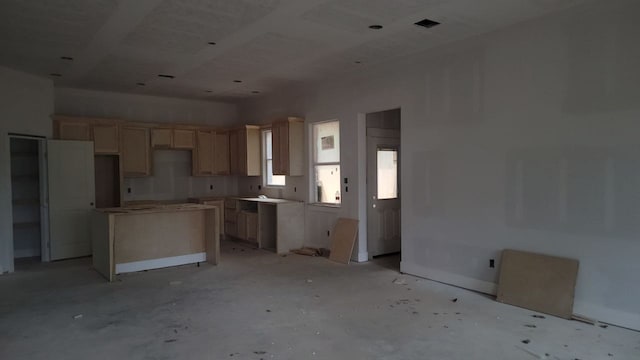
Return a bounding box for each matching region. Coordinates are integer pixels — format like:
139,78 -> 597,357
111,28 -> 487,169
0,0 -> 586,102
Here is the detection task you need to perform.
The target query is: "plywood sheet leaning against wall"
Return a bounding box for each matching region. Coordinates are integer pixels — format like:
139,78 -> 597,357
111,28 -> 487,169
497,249 -> 579,319
329,218 -> 359,264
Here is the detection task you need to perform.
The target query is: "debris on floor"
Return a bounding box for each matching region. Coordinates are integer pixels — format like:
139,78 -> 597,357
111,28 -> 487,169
392,278 -> 407,285
451,298 -> 458,303
169,280 -> 182,286
532,314 -> 546,319
72,314 -> 83,320
291,247 -> 324,257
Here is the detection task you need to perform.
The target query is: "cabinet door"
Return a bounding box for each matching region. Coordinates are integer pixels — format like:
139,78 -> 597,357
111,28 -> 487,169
173,129 -> 195,149
58,121 -> 91,141
229,130 -> 240,175
194,130 -> 214,176
271,122 -> 289,175
92,125 -> 119,154
151,128 -> 173,148
122,127 -> 151,177
246,127 -> 261,176
213,132 -> 230,175
288,120 -> 304,176
237,211 -> 247,240
271,124 -> 281,175
246,212 -> 258,242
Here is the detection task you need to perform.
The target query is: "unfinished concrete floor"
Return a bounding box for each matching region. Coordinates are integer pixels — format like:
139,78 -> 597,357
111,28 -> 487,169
1,241 -> 638,360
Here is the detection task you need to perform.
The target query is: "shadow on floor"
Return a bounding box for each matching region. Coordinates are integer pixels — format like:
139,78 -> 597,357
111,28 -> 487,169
371,253 -> 400,271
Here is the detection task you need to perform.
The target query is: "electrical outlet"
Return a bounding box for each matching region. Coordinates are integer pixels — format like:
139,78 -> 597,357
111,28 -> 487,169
294,187 -> 297,192
489,259 -> 495,268
209,185 -> 213,190
327,230 -> 330,237
127,187 -> 131,194
258,185 -> 261,190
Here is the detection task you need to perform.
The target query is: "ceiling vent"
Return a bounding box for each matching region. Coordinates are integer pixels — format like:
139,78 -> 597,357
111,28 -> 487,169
414,18 -> 440,29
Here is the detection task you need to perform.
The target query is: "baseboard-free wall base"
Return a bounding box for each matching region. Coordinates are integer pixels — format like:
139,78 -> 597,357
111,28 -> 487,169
401,261 -> 640,331
573,301 -> 640,332
115,252 -> 206,274
400,261 -> 498,295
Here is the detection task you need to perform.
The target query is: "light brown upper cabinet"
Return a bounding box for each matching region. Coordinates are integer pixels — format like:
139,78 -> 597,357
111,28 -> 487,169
92,125 -> 119,154
193,130 -> 215,176
213,131 -> 230,175
272,117 -> 304,176
152,128 -> 195,150
229,125 -> 260,176
173,129 -> 195,149
55,118 -> 91,141
122,127 -> 151,177
151,128 -> 173,148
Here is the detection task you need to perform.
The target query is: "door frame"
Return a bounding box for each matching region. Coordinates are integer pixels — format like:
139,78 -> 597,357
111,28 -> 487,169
366,129 -> 401,258
7,134 -> 50,271
355,107 -> 402,263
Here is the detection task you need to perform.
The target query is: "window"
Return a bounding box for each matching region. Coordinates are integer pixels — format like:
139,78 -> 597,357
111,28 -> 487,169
312,121 -> 341,205
377,148 -> 398,199
263,130 -> 285,187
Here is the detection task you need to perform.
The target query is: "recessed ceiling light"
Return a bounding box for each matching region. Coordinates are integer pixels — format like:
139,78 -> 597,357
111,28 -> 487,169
251,91 -> 260,94
60,56 -> 73,61
49,73 -> 62,77
414,18 -> 440,28
233,80 -> 242,83
207,42 -> 216,45
368,24 -> 383,30
137,82 -> 146,86
157,74 -> 175,79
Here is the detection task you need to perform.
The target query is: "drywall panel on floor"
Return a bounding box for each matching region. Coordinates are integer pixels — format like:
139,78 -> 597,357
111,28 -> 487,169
497,249 -> 579,319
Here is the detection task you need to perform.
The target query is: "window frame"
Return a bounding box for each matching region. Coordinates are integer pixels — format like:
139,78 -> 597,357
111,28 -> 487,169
262,128 -> 285,188
311,120 -> 341,206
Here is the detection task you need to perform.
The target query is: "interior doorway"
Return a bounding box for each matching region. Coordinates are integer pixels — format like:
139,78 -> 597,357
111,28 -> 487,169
9,135 -> 48,268
366,108 -> 401,262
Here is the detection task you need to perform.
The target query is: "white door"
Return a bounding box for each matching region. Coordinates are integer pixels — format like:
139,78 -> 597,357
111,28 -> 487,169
48,140 -> 95,260
367,129 -> 400,257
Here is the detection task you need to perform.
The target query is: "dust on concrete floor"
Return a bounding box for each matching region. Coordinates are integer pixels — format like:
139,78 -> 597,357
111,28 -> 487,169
1,240 -> 638,360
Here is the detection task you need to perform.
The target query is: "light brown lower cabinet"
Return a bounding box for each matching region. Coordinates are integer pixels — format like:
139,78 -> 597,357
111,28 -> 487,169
246,212 -> 258,243
237,211 -> 248,240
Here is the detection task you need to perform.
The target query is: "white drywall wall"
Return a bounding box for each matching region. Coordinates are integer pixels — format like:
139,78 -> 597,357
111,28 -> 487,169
0,66 -> 54,273
238,0 -> 640,330
55,88 -> 240,201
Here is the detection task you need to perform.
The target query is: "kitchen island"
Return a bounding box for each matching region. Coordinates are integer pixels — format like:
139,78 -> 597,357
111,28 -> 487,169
91,203 -> 219,281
